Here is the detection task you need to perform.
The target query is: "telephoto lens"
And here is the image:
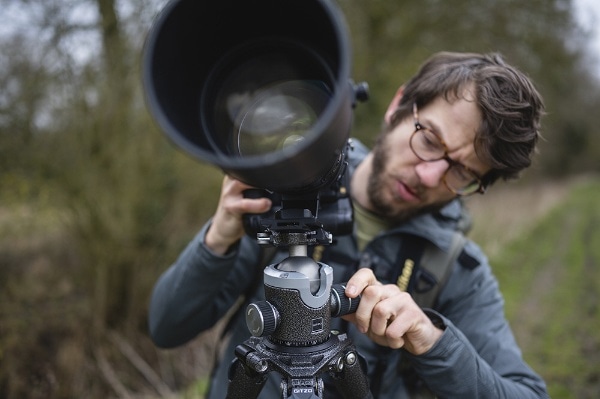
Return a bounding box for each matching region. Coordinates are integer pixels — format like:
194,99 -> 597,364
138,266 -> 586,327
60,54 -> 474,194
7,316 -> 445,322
143,0 -> 355,194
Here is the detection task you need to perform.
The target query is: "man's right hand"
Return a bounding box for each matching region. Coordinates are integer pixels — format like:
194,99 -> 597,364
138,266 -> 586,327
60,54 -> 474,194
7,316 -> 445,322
204,175 -> 272,255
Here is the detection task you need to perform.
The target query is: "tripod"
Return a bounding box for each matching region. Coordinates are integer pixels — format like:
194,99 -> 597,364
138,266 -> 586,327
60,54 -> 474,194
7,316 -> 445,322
226,208 -> 373,398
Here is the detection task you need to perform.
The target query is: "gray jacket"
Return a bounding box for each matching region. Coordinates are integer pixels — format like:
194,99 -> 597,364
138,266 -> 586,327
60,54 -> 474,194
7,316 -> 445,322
149,141 -> 548,399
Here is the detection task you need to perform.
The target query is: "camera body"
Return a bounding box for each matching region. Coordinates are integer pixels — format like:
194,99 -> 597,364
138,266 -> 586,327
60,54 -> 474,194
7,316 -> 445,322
241,143 -> 354,242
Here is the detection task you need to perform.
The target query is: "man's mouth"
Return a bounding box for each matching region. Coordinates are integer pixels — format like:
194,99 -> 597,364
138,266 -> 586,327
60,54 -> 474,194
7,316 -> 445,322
395,179 -> 421,203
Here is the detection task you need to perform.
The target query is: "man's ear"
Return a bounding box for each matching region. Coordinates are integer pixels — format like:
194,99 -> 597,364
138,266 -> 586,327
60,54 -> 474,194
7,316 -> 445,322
384,85 -> 405,125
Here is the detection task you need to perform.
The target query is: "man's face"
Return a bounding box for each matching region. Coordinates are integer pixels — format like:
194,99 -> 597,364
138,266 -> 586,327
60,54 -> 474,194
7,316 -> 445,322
367,93 -> 491,222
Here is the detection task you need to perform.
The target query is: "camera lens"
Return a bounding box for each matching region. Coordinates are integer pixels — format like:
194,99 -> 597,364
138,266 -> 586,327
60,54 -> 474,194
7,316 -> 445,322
204,42 -> 335,160
234,80 -> 330,156
143,0 -> 354,192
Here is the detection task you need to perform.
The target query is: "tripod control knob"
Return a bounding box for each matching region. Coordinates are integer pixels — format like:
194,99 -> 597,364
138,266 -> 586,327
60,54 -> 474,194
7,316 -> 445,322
246,301 -> 279,337
330,283 -> 360,317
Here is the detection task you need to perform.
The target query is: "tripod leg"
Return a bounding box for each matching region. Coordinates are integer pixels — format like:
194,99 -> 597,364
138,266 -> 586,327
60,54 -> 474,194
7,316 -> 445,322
226,358 -> 267,399
330,351 -> 373,399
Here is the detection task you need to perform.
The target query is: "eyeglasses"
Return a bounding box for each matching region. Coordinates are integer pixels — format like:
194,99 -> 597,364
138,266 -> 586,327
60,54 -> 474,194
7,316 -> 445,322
410,103 -> 485,196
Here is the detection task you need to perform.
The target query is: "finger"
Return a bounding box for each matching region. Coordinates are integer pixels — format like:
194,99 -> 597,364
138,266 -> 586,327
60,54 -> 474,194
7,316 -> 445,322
369,291 -> 415,349
222,175 -> 254,196
238,197 -> 272,214
221,176 -> 272,215
352,284 -> 396,334
345,268 -> 380,298
363,286 -> 404,336
386,305 -> 444,353
368,330 -> 406,349
368,297 -> 398,337
352,285 -> 377,333
383,316 -> 413,349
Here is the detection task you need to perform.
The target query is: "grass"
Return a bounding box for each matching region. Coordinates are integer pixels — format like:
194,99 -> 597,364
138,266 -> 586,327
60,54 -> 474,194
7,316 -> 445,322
475,178 -> 600,398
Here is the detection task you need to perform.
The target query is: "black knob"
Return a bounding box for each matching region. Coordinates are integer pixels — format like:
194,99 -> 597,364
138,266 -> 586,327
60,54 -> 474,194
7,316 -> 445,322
246,301 -> 279,337
330,283 -> 360,317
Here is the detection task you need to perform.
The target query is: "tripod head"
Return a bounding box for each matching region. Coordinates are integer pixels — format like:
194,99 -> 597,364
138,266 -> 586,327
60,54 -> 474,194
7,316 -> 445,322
229,229 -> 371,398
243,164 -> 357,339
246,233 -> 359,347
226,188 -> 372,398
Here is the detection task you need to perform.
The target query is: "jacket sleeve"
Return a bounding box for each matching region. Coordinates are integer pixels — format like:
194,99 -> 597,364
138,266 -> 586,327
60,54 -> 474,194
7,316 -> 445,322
148,221 -> 261,348
405,241 -> 549,399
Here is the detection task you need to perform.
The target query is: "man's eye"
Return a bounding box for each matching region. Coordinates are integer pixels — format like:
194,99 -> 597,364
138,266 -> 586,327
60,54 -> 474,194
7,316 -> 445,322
449,165 -> 474,182
421,129 -> 441,149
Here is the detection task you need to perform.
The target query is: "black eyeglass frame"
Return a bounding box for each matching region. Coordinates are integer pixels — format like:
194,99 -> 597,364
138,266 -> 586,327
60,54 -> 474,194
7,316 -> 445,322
410,103 -> 486,196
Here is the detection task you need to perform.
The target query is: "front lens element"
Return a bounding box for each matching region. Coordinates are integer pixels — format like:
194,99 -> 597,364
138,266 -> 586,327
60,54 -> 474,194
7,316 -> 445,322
233,81 -> 330,156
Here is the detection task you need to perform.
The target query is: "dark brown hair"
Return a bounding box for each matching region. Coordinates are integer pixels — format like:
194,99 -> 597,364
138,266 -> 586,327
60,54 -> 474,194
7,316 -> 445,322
387,52 -> 545,187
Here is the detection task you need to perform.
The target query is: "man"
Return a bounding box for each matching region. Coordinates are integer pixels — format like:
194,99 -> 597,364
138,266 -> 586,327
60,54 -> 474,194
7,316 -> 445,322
149,52 -> 549,398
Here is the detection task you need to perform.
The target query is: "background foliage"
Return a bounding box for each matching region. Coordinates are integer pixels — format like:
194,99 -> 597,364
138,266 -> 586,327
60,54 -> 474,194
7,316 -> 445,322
0,0 -> 598,397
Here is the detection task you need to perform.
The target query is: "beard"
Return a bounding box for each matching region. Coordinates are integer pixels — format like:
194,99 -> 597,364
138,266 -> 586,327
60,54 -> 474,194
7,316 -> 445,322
366,131 -> 450,224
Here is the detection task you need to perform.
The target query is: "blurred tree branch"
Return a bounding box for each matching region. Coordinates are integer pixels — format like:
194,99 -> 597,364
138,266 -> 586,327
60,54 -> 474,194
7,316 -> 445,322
1,0 -> 599,397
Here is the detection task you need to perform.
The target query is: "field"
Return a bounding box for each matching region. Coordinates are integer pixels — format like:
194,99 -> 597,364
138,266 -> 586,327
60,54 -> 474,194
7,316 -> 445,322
466,176 -> 600,398
1,176 -> 598,398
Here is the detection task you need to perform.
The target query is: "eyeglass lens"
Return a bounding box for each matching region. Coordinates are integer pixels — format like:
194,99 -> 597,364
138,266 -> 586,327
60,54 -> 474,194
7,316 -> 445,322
410,128 -> 481,195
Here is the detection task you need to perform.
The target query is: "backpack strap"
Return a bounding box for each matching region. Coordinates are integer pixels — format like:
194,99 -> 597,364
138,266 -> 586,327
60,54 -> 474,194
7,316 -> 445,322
412,231 -> 467,309
393,232 -> 467,397
366,230 -> 467,310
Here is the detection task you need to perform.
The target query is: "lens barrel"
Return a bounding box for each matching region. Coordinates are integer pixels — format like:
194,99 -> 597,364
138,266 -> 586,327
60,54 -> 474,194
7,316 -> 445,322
143,0 -> 354,193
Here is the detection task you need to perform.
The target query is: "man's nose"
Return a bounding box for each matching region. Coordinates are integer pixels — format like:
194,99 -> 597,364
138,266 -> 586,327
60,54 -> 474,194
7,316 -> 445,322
415,159 -> 449,187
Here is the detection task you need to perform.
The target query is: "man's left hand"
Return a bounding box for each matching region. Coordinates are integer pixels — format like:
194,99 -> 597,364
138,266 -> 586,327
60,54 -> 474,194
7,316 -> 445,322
343,268 -> 444,355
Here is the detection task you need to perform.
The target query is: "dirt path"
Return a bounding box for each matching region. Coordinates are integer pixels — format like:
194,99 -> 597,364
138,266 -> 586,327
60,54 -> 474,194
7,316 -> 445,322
464,178 -> 576,347
468,177 -> 600,397
464,178 -> 574,258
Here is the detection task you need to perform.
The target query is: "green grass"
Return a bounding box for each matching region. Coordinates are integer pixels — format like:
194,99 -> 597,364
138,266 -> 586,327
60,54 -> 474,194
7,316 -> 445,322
178,379 -> 210,399
490,179 -> 600,398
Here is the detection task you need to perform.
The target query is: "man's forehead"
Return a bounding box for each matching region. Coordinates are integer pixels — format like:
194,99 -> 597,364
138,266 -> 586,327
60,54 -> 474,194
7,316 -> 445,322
420,96 -> 491,176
